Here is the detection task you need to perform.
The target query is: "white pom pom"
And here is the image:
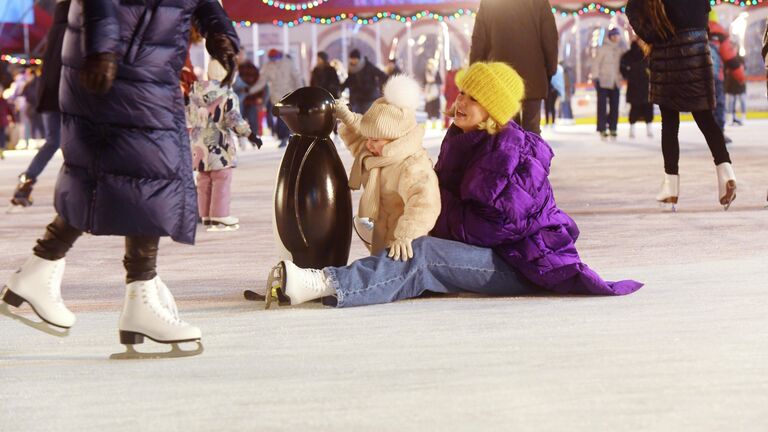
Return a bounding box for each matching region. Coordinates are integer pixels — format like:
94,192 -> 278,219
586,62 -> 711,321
383,75 -> 421,111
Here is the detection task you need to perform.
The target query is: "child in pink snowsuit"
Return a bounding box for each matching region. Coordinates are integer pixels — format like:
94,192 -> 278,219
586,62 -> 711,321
187,60 -> 251,231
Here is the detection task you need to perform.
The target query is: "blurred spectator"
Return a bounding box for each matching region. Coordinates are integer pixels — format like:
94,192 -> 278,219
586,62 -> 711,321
342,49 -> 387,114
470,0 -> 558,134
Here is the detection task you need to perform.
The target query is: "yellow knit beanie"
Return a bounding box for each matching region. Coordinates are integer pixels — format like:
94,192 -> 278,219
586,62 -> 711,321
455,62 -> 525,125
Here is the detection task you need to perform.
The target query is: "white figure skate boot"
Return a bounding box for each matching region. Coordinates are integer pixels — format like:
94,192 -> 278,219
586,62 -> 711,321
629,124 -> 635,138
655,174 -> 679,211
353,216 -> 374,252
1,255 -> 74,336
207,216 -> 239,232
716,162 -> 737,211
111,276 -> 203,359
264,261 -> 335,309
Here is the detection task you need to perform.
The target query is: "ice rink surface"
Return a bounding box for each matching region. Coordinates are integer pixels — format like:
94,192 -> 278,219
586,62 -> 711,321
1,121 -> 767,431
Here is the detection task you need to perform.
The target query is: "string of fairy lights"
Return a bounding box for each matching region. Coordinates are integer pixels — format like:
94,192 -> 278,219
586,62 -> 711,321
232,0 -> 767,28
2,0 -> 765,64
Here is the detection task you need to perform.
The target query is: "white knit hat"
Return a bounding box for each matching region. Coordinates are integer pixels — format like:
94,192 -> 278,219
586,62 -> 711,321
360,75 -> 421,140
207,59 -> 227,82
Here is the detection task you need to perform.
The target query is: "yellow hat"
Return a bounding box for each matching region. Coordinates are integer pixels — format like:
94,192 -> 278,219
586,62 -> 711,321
455,62 -> 525,125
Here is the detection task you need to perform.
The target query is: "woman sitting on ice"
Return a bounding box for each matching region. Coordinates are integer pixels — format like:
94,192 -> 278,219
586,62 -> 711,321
263,62 -> 643,308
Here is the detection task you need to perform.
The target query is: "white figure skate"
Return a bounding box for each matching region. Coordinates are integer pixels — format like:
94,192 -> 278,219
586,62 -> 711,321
263,261 -> 335,309
207,216 -> 239,232
110,277 -> 203,359
715,162 -> 737,211
0,256 -> 74,337
656,174 -> 679,212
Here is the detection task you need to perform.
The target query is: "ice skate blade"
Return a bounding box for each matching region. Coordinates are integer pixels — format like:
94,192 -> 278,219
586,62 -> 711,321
109,342 -> 204,360
206,224 -> 239,232
0,302 -> 71,338
243,290 -> 266,301
264,263 -> 290,309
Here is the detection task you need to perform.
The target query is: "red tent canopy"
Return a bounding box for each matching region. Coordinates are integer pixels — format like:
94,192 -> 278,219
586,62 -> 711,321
0,6 -> 53,55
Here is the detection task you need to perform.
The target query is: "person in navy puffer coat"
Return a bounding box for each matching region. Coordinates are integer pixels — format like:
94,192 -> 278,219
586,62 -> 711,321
2,0 -> 239,352
262,62 -> 643,309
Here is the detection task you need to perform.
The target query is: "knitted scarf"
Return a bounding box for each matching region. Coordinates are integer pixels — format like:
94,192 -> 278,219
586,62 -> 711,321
348,125 -> 426,220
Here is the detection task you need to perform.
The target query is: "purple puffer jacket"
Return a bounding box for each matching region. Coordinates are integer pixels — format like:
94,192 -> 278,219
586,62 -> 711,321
432,123 -> 643,296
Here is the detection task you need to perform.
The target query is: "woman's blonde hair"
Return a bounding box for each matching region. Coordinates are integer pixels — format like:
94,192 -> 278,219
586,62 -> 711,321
444,101 -> 505,135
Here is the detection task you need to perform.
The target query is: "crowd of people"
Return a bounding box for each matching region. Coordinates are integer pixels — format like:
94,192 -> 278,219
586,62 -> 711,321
0,0 -> 767,358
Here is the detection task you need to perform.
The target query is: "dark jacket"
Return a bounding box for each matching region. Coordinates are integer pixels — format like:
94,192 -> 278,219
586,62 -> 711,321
763,25 -> 768,93
37,0 -> 70,113
620,42 -> 651,105
310,64 -> 341,98
470,0 -> 559,100
724,57 -> 746,95
432,124 -> 643,296
55,0 -> 238,245
0,97 -> 15,129
626,0 -> 714,112
343,58 -> 387,106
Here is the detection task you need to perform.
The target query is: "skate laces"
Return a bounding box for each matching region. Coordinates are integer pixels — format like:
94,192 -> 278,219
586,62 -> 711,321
155,278 -> 180,321
305,268 -> 329,294
47,261 -> 66,305
141,281 -> 186,326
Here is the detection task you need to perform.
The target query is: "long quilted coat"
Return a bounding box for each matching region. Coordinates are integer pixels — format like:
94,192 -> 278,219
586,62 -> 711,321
55,0 -> 238,244
625,0 -> 715,112
431,123 -> 643,296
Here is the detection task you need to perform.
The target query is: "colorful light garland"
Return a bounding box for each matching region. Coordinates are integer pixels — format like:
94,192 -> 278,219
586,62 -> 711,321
235,1 -> 766,28
1,54 -> 42,66
261,0 -> 330,11
234,8 -> 477,28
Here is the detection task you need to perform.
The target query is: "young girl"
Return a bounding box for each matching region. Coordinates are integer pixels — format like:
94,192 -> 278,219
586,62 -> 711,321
188,60 -> 251,231
333,75 -> 441,261
626,0 -> 737,210
262,62 -> 642,309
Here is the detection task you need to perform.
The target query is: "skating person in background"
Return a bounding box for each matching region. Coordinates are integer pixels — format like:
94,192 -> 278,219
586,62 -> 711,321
9,0 -> 70,210
248,49 -> 302,148
620,38 -> 654,139
263,62 -> 642,309
591,27 -> 625,141
626,0 -> 737,211
310,51 -> 342,98
545,64 -> 564,129
724,55 -> 747,126
424,59 -> 443,129
188,60 -> 252,232
763,24 -> 768,206
330,75 -> 440,264
342,49 -> 388,114
384,58 -> 402,82
708,37 -> 731,144
0,0 -> 239,358
470,0 -> 558,134
0,85 -> 16,160
443,69 -> 460,129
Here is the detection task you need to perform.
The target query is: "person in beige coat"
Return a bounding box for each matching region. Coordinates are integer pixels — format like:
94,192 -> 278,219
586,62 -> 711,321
334,75 -> 441,261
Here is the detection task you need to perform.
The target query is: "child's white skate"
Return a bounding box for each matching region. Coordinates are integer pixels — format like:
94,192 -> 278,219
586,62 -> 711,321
263,261 -> 335,309
206,216 -> 239,232
0,256 -> 74,337
110,277 -> 203,360
353,216 -> 374,252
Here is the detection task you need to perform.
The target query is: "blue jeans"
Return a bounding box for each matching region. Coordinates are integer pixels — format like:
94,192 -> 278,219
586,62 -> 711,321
596,86 -> 620,133
727,92 -> 746,122
25,111 -> 61,180
325,237 -> 535,308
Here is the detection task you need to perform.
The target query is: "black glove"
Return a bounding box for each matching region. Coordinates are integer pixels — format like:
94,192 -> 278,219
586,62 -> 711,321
206,34 -> 237,86
248,132 -> 263,149
80,53 -> 117,95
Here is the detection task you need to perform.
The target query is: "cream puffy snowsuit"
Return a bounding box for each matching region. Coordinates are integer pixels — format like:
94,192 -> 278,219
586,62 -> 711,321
335,76 -> 441,256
